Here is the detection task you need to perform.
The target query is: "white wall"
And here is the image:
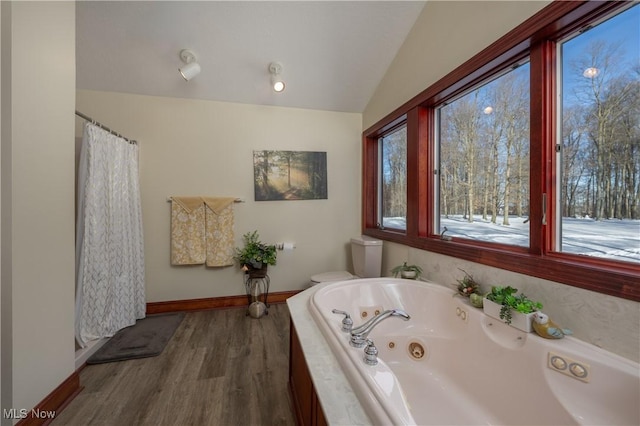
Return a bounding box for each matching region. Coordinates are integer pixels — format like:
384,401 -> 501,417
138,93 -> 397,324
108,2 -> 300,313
364,0 -> 550,129
76,90 -> 362,302
364,1 -> 639,362
1,1 -> 76,418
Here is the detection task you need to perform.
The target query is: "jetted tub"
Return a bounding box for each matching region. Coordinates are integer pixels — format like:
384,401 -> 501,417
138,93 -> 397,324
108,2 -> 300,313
309,278 -> 639,425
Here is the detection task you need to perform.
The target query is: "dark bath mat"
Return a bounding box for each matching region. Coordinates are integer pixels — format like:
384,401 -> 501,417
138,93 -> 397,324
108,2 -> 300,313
86,313 -> 185,364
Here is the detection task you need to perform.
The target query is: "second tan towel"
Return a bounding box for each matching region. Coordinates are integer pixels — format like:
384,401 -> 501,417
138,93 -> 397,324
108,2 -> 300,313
203,197 -> 236,267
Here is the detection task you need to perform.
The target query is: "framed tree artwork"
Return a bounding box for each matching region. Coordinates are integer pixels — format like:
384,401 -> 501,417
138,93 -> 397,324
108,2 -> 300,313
253,150 -> 328,201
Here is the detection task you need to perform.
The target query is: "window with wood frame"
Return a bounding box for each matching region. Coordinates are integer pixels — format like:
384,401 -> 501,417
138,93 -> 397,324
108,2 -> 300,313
380,123 -> 408,232
436,61 -> 531,248
556,4 -> 639,265
362,1 -> 639,301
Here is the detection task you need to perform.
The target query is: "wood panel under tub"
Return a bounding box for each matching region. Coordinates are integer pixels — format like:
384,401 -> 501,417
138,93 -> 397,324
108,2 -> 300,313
289,321 -> 327,426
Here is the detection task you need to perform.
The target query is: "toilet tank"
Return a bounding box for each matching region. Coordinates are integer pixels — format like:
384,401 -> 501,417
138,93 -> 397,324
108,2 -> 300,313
350,236 -> 383,278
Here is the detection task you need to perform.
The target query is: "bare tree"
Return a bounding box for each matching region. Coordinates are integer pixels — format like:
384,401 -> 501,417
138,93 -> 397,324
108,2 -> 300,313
561,105 -> 589,217
571,40 -> 637,220
445,93 -> 482,222
382,127 -> 407,220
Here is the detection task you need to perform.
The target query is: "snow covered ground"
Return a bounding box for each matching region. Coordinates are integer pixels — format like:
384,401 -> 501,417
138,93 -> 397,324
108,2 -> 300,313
383,215 -> 640,263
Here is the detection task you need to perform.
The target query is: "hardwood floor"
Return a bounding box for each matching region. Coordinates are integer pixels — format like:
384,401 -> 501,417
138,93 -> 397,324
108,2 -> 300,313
53,304 -> 296,426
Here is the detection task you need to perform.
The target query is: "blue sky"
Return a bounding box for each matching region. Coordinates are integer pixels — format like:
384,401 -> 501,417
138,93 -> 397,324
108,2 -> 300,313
561,4 -> 639,105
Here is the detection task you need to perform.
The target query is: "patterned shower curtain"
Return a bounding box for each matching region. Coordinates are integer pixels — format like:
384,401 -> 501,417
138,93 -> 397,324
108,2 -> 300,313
75,123 -> 145,348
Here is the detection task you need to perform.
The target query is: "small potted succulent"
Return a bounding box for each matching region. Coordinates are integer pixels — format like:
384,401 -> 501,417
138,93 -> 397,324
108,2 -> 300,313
483,286 -> 542,332
234,230 -> 277,278
391,262 -> 423,280
454,269 -> 484,308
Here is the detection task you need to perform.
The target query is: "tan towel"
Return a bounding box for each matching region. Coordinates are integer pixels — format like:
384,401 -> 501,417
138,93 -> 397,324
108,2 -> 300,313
171,197 -> 206,265
171,196 -> 205,213
203,197 -> 235,267
202,197 -> 235,214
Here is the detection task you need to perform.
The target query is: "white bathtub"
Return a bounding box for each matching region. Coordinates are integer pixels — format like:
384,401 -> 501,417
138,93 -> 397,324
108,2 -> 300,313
309,278 -> 639,425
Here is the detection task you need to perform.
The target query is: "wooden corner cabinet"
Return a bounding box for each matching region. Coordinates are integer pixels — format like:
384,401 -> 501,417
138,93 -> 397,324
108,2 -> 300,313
289,321 -> 327,426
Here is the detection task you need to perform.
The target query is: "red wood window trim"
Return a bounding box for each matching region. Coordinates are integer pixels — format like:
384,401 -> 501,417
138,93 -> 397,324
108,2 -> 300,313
362,0 -> 639,301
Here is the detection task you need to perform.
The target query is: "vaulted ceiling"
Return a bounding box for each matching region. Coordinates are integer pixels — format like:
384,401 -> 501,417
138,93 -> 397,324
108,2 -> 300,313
76,1 -> 426,113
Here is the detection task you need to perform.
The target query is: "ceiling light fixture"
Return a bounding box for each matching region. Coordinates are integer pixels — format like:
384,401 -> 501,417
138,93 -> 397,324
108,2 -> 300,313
269,62 -> 285,92
179,49 -> 201,81
583,67 -> 599,78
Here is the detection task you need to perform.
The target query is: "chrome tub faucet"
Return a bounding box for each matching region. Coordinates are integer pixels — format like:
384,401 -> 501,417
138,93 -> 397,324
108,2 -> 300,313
350,309 -> 410,348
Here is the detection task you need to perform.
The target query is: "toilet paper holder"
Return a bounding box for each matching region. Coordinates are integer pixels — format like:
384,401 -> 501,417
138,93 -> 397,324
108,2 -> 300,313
276,242 -> 296,250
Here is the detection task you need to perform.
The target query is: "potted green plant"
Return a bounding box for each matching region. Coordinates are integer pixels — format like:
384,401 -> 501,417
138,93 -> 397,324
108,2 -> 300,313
234,230 -> 277,277
391,262 -> 423,280
454,269 -> 484,308
483,286 -> 542,332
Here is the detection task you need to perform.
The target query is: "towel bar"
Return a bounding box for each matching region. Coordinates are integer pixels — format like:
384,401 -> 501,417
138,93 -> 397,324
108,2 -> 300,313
166,197 -> 245,203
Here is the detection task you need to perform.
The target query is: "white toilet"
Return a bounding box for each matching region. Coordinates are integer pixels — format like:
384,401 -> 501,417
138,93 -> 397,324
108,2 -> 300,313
310,236 -> 383,286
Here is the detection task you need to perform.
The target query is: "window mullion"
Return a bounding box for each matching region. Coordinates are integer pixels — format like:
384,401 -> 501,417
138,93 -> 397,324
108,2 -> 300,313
406,107 -> 431,239
529,40 -> 556,255
362,135 -> 379,230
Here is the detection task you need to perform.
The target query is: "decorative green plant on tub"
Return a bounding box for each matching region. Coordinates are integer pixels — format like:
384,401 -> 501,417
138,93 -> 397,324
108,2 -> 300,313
485,286 -> 542,325
391,262 -> 423,279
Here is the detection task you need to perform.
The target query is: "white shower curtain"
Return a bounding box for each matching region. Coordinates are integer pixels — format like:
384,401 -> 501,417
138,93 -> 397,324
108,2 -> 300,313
75,123 -> 145,348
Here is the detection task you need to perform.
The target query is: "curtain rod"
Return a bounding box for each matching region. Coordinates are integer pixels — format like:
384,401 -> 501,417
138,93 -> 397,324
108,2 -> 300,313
75,110 -> 137,145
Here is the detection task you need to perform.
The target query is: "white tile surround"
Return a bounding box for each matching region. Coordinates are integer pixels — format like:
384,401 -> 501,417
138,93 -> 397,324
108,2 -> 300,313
402,247 -> 640,363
